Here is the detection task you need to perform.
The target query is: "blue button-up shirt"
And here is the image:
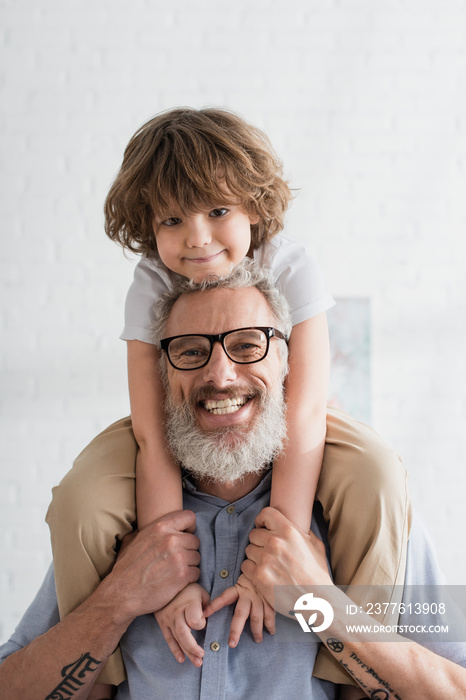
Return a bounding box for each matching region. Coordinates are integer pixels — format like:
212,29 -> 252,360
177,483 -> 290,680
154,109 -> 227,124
117,472 -> 336,699
2,472 -> 465,699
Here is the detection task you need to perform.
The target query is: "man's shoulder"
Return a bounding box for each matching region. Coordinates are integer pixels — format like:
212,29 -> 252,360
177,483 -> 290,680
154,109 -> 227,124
405,512 -> 447,586
73,417 -> 137,469
0,565 -> 59,665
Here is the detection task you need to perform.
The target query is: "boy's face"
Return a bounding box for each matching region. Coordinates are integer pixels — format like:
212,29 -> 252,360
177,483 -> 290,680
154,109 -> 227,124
153,202 -> 257,282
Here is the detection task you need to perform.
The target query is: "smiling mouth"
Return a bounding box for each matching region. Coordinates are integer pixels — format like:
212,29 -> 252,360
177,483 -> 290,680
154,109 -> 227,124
184,250 -> 225,263
202,396 -> 251,415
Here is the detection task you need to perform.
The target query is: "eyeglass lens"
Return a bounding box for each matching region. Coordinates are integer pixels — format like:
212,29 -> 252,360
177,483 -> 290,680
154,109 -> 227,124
168,328 -> 268,369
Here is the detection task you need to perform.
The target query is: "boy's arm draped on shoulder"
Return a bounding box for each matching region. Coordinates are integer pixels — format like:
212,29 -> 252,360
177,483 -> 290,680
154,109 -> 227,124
127,340 -> 183,528
255,235 -> 334,530
270,313 -> 330,531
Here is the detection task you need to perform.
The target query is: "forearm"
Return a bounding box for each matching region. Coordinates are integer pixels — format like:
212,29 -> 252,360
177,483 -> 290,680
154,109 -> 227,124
327,638 -> 466,699
318,587 -> 466,699
0,576 -> 129,700
136,446 -> 182,528
272,315 -> 329,531
1,509 -> 200,699
270,411 -> 325,531
128,340 -> 183,528
244,508 -> 466,699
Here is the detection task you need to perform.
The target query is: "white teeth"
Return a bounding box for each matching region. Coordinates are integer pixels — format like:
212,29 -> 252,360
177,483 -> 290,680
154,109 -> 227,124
203,396 -> 248,414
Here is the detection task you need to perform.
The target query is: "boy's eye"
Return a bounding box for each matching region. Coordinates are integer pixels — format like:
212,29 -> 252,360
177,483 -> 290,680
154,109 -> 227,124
161,217 -> 182,227
209,208 -> 228,218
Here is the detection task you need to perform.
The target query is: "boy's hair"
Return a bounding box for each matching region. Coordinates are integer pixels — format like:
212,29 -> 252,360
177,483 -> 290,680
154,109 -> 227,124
104,107 -> 292,256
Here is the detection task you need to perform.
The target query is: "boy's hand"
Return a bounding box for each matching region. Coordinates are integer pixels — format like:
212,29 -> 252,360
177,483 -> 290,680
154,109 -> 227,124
154,582 -> 209,667
204,573 -> 275,648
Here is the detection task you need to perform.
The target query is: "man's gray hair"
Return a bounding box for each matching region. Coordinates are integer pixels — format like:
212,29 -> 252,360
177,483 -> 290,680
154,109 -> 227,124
152,258 -> 293,344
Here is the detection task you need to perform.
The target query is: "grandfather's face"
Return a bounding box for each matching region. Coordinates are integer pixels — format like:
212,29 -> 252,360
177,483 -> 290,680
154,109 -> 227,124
163,286 -> 287,484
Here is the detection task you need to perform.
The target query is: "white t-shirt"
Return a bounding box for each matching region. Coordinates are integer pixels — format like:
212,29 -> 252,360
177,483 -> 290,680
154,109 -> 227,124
120,234 -> 335,344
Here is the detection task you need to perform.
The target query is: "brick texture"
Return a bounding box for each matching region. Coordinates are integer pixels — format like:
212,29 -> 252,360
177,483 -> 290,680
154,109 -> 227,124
1,0 -> 466,642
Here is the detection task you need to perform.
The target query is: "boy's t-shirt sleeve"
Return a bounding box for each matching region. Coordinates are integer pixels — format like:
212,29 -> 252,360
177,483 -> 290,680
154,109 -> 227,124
120,255 -> 173,345
254,235 -> 335,326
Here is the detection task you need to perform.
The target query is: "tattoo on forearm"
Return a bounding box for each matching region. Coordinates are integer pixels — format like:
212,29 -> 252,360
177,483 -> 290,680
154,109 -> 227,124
324,639 -> 403,700
326,638 -> 344,653
45,653 -> 102,699
325,638 -> 368,690
350,652 -> 401,699
370,691 -> 389,700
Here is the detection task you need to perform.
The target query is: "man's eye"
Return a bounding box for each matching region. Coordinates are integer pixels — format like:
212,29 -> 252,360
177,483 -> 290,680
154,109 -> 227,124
229,342 -> 263,360
181,348 -> 208,357
173,346 -> 210,366
209,208 -> 228,218
161,217 -> 182,227
233,342 -> 258,351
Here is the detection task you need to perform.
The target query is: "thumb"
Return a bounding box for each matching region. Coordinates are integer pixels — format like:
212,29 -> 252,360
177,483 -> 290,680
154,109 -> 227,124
185,589 -> 210,630
204,586 -> 239,618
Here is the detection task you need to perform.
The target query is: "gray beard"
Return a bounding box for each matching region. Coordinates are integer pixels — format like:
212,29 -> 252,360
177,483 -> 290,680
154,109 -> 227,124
165,386 -> 287,484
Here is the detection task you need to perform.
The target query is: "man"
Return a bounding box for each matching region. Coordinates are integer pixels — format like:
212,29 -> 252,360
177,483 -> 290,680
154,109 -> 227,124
1,261 -> 465,700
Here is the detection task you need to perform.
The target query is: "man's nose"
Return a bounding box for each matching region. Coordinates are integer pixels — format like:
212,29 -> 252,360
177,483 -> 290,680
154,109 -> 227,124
201,342 -> 238,386
185,215 -> 212,248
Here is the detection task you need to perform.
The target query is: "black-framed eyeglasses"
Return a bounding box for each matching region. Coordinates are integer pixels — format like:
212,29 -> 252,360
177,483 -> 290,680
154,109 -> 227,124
160,326 -> 288,371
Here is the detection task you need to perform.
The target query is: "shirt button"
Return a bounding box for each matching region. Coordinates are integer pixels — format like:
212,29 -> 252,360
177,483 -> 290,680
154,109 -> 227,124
226,505 -> 235,514
210,641 -> 221,652
219,569 -> 229,579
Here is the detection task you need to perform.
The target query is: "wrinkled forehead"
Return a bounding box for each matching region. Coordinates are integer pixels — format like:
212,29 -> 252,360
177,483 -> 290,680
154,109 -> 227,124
165,287 -> 278,338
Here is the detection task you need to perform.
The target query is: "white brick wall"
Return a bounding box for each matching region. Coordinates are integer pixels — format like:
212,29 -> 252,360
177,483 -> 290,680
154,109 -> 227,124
1,0 -> 466,642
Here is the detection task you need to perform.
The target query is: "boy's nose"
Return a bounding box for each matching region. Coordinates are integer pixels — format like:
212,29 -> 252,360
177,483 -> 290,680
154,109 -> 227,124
185,216 -> 212,247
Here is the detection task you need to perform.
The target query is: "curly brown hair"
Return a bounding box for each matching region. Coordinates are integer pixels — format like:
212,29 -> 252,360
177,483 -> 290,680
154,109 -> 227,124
104,107 -> 292,256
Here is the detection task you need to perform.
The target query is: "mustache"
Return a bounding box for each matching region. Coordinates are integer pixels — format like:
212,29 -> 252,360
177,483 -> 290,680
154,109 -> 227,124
165,381 -> 287,484
188,384 -> 265,406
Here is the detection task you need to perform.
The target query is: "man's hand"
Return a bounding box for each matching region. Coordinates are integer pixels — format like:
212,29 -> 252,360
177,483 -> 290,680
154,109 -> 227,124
155,582 -> 209,667
107,510 -> 201,624
0,510 -> 201,700
241,506 -> 332,614
242,509 -> 466,700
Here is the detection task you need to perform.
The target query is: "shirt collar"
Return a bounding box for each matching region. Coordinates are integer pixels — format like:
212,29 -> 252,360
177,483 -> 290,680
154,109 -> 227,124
182,469 -> 272,514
